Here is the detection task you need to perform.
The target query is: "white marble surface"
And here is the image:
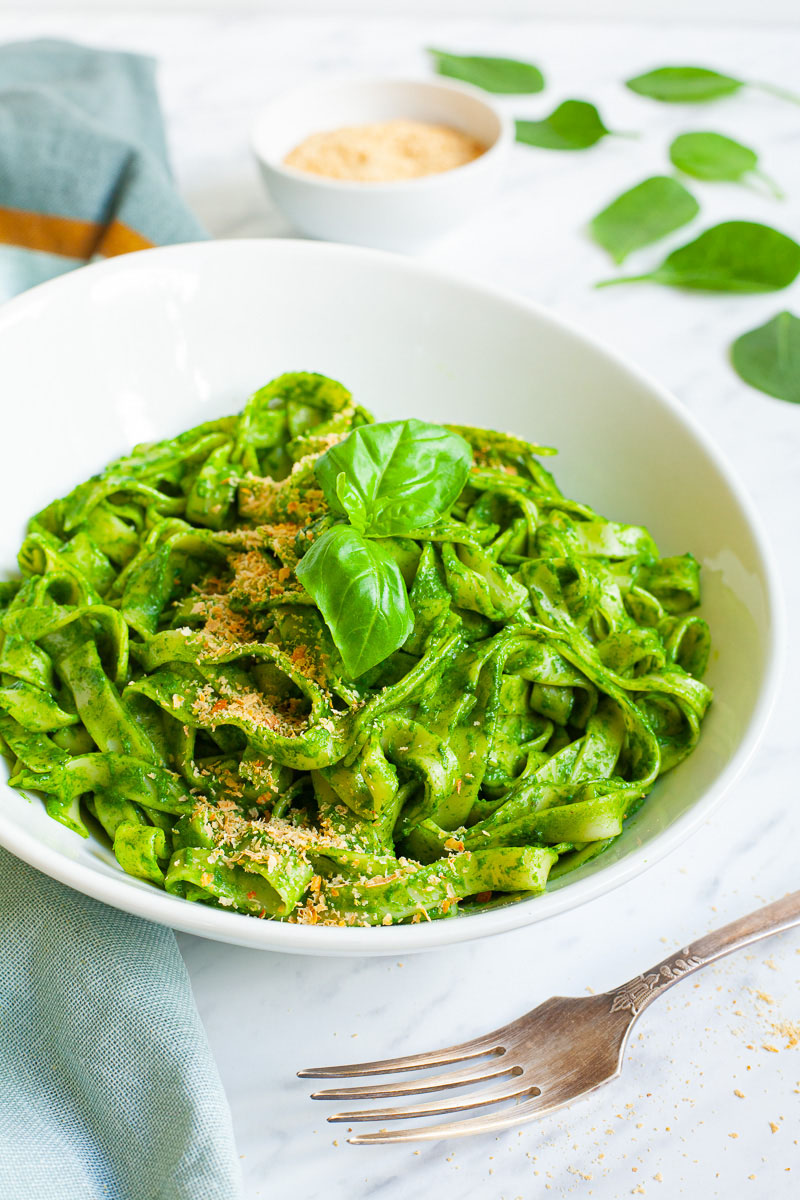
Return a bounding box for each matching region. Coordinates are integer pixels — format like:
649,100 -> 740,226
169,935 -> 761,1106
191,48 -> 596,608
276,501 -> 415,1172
8,11 -> 800,1198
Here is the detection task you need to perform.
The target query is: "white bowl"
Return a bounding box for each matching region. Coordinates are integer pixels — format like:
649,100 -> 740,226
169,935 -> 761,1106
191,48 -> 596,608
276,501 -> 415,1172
0,240 -> 781,956
251,77 -> 511,251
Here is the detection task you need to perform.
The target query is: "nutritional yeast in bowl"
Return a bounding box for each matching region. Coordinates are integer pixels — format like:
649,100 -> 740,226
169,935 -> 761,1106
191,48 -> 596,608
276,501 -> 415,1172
283,119 -> 487,182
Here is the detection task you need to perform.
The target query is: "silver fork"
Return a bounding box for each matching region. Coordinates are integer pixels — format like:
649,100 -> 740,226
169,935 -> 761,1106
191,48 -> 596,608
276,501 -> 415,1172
300,890 -> 800,1144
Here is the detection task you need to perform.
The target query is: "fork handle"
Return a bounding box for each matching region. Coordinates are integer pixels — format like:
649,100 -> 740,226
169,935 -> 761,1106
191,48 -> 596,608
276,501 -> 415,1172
607,889 -> 800,1019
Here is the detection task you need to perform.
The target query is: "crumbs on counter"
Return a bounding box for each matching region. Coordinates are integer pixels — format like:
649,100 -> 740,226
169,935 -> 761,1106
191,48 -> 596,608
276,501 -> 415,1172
770,1020 -> 800,1049
748,983 -> 800,1051
284,119 -> 486,182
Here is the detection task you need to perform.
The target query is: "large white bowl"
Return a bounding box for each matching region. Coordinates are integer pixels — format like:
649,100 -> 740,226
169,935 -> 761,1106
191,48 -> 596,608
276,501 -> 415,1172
0,240 -> 781,956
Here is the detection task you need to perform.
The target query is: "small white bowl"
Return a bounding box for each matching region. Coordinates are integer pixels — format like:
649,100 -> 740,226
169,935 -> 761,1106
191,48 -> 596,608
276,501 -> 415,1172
251,77 -> 511,252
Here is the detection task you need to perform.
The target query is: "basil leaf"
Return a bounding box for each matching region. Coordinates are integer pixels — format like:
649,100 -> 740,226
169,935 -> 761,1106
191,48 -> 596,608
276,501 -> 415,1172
597,221 -> 800,292
295,525 -> 413,678
625,66 -> 744,103
590,176 -> 700,265
314,419 -> 472,537
334,470 -> 368,532
428,48 -> 544,94
669,131 -> 782,197
730,311 -> 800,405
626,65 -> 800,107
516,100 -> 614,151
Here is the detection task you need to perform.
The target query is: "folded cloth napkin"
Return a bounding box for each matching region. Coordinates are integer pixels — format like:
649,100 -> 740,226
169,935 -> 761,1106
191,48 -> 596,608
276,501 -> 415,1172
0,37 -> 206,297
0,39 -> 241,1200
0,851 -> 242,1200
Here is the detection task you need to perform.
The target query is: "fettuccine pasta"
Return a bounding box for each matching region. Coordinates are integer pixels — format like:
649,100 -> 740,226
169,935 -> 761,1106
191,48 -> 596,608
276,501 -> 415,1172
0,374 -> 712,925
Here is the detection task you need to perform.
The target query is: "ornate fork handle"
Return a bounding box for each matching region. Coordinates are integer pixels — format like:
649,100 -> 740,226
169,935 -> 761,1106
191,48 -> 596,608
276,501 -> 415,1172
608,889 -> 800,1018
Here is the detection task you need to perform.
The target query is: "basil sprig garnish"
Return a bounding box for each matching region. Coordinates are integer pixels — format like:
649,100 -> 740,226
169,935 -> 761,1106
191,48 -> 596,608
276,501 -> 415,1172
296,420 -> 472,678
295,526 -> 414,680
315,418 -> 471,536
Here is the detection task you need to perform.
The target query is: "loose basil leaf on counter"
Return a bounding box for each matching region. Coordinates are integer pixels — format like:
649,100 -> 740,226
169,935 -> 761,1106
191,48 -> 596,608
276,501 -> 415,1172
295,525 -> 413,678
597,221 -> 800,292
314,419 -> 472,537
625,65 -> 800,107
428,48 -> 544,94
669,131 -> 782,197
626,66 -> 744,103
516,100 -> 615,151
590,176 -> 700,265
730,311 -> 800,404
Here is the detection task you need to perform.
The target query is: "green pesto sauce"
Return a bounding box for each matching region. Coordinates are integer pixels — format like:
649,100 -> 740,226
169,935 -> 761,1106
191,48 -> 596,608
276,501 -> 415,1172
0,373 -> 713,926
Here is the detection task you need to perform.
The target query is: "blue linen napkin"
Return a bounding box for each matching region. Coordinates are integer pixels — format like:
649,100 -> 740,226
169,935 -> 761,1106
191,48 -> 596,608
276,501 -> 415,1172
0,37 -> 206,296
0,39 -> 241,1200
0,851 -> 242,1200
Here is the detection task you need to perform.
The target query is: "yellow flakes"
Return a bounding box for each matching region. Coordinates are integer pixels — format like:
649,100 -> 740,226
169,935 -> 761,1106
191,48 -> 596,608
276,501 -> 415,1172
771,1020 -> 800,1049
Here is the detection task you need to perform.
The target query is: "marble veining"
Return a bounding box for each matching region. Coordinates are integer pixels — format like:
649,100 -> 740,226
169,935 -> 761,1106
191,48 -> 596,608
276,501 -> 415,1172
5,10 -> 800,1197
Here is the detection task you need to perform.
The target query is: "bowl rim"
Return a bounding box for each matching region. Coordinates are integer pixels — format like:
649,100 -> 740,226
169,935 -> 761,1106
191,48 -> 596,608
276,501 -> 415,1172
250,74 -> 513,195
0,238 -> 784,956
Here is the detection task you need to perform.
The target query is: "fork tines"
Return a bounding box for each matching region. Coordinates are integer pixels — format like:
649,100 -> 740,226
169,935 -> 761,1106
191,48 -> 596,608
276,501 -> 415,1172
299,1025 -> 550,1144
